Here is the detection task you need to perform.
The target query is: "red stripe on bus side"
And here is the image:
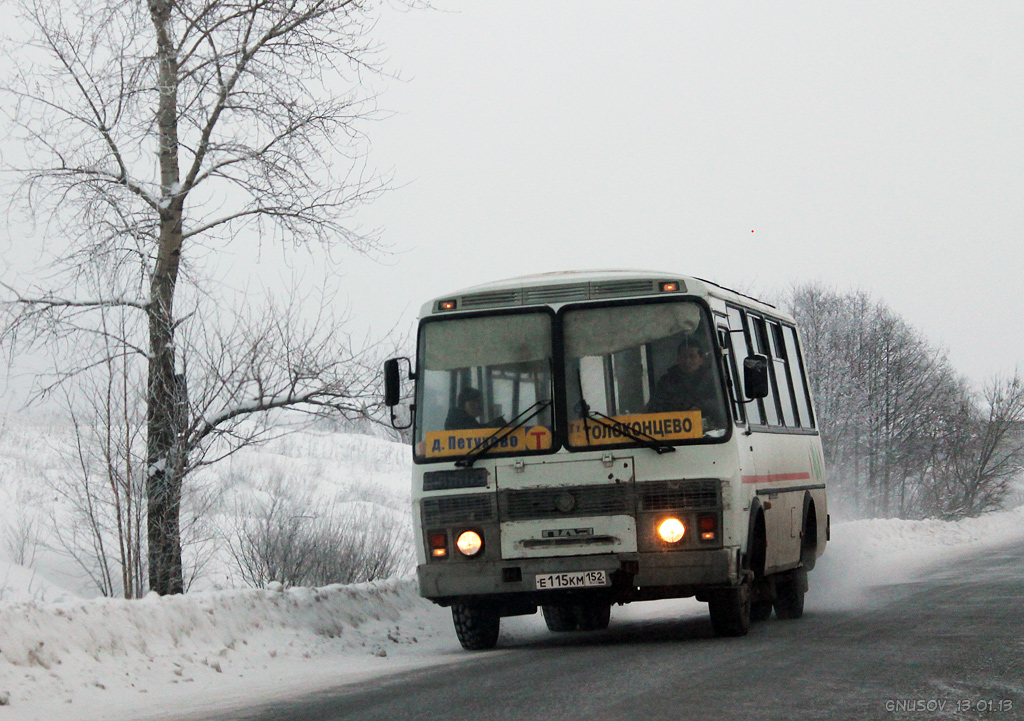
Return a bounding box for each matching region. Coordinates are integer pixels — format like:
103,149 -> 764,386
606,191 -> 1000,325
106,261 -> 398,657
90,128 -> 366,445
740,472 -> 812,484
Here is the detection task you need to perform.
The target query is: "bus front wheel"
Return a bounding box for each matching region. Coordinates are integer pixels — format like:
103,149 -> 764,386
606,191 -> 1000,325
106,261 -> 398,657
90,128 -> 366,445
452,603 -> 500,650
542,604 -> 579,632
708,578 -> 752,637
577,603 -> 612,631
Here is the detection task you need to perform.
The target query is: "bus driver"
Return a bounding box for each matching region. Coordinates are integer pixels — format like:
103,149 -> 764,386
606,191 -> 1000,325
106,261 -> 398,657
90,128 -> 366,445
445,387 -> 507,431
647,341 -> 726,427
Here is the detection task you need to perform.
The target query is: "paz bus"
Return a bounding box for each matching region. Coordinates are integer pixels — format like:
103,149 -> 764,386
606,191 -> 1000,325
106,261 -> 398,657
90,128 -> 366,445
383,270 -> 828,650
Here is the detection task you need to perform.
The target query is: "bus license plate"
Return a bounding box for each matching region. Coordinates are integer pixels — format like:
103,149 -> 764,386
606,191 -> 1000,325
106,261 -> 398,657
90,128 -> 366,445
535,570 -> 608,590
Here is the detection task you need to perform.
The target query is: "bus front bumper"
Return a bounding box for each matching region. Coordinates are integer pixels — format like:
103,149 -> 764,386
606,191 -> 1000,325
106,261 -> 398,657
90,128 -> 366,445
418,548 -> 736,606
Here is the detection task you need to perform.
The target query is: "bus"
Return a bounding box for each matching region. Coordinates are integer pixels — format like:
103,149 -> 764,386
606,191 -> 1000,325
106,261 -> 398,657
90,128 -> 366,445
383,270 -> 828,650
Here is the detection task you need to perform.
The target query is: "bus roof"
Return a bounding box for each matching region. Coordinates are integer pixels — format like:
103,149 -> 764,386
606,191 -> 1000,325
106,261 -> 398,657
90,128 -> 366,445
420,269 -> 783,320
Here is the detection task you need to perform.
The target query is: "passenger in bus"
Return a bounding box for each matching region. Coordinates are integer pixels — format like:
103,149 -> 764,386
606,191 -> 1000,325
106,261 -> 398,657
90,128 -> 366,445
647,341 -> 726,426
445,387 -> 507,430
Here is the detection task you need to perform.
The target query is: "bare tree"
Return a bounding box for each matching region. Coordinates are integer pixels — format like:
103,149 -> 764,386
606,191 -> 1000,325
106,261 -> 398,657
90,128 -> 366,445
789,284 -> 975,518
53,339 -> 148,598
928,374 -> 1024,518
2,486 -> 45,569
789,284 -> 1024,520
1,0 -> 399,593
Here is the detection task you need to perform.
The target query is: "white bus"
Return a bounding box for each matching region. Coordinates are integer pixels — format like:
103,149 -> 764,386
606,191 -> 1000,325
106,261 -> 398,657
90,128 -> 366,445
384,270 -> 828,650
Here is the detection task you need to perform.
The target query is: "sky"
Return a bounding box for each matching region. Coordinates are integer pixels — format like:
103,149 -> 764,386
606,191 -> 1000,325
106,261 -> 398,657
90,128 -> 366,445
332,0 -> 1024,386
2,1 -> 1022,395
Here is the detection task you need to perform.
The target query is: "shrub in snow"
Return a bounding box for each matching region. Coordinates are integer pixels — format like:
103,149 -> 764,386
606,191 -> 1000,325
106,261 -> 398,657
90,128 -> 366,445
228,472 -> 412,588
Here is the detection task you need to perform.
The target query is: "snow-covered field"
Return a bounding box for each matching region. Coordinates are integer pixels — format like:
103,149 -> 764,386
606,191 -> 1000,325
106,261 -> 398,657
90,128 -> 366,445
2,415 -> 1023,721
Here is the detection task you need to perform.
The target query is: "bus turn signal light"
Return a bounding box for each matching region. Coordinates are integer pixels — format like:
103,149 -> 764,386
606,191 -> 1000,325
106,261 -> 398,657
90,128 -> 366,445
429,532 -> 448,558
698,515 -> 717,541
657,518 -> 685,544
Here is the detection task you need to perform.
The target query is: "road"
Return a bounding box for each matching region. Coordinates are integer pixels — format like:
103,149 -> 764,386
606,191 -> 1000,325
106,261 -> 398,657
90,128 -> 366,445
214,540 -> 1024,721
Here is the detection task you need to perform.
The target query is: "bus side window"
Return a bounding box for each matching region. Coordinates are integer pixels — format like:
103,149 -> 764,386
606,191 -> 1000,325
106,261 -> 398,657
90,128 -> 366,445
749,315 -> 781,426
783,324 -> 816,429
727,306 -> 764,425
767,320 -> 797,427
718,326 -> 746,425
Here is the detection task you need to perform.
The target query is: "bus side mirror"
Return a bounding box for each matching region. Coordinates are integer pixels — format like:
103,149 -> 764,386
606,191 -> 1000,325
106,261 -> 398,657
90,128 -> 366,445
383,357 -> 414,430
743,355 -> 770,399
384,358 -> 402,407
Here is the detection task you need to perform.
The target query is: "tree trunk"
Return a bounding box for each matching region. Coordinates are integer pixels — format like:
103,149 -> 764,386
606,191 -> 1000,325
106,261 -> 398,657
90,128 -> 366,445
146,0 -> 186,595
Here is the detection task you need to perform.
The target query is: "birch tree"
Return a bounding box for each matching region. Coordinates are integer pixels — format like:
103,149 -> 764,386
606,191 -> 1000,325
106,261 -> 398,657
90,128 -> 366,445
1,0 -> 395,594
928,374 -> 1024,518
789,284 -> 1024,519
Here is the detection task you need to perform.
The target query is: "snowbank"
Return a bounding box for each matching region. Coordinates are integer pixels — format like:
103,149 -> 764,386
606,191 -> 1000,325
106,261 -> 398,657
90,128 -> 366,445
2,505 -> 1023,720
0,578 -> 456,721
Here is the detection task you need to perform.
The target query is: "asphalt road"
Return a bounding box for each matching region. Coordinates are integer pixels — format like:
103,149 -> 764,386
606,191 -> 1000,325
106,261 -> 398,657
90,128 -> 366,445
216,540 -> 1024,721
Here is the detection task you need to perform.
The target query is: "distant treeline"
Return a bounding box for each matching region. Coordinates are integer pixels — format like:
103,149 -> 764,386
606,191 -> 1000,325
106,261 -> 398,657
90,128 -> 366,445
788,284 -> 1024,520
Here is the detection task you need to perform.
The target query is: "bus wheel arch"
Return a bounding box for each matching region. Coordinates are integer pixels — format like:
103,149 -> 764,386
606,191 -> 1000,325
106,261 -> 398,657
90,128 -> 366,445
801,494 -> 819,571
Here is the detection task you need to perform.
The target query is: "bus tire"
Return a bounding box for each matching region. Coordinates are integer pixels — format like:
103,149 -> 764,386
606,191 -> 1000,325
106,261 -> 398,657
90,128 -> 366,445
748,512 -> 772,623
542,604 -> 579,632
708,578 -> 751,637
773,568 -> 807,620
577,603 -> 611,631
452,603 -> 500,650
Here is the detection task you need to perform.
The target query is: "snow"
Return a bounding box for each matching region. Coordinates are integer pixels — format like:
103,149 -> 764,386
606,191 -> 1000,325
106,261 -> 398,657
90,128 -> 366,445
2,415 -> 1023,719
0,576 -> 460,721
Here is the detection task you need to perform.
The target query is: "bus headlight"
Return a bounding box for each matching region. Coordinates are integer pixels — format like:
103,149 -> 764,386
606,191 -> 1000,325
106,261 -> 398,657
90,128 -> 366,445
456,530 -> 484,557
657,518 -> 686,544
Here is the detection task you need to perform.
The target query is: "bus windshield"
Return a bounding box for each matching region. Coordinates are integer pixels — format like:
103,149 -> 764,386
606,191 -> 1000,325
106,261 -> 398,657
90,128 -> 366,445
415,312 -> 555,460
563,300 -> 729,449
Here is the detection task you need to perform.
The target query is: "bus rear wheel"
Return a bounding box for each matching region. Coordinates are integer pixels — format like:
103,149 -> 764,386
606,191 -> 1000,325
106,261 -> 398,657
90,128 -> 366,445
577,603 -> 612,631
751,597 -> 774,623
542,604 -> 579,632
452,603 -> 500,650
708,578 -> 751,637
773,568 -> 807,620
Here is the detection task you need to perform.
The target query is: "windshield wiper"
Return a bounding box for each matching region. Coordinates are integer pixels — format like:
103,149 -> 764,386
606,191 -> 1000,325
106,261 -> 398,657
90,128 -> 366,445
576,398 -> 676,454
455,399 -> 553,468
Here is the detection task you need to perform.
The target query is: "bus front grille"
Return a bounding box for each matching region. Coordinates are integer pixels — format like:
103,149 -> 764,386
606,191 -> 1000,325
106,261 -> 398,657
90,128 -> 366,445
638,479 -> 720,511
422,480 -> 720,527
500,485 -> 631,521
421,494 -> 498,526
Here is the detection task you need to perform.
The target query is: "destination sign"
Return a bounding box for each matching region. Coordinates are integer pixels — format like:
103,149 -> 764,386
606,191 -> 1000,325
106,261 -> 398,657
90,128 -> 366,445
567,411 -> 702,446
424,425 -> 553,458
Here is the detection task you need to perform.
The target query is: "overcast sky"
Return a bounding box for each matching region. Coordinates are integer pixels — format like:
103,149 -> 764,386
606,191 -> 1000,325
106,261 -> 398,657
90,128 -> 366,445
2,1 -> 1022,395
329,0 -> 1023,386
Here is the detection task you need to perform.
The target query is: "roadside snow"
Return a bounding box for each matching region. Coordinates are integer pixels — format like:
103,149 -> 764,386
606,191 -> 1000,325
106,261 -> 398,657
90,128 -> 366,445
3,505 -> 1023,720
812,505 -> 1024,609
2,414 -> 1023,721
0,577 -> 458,721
